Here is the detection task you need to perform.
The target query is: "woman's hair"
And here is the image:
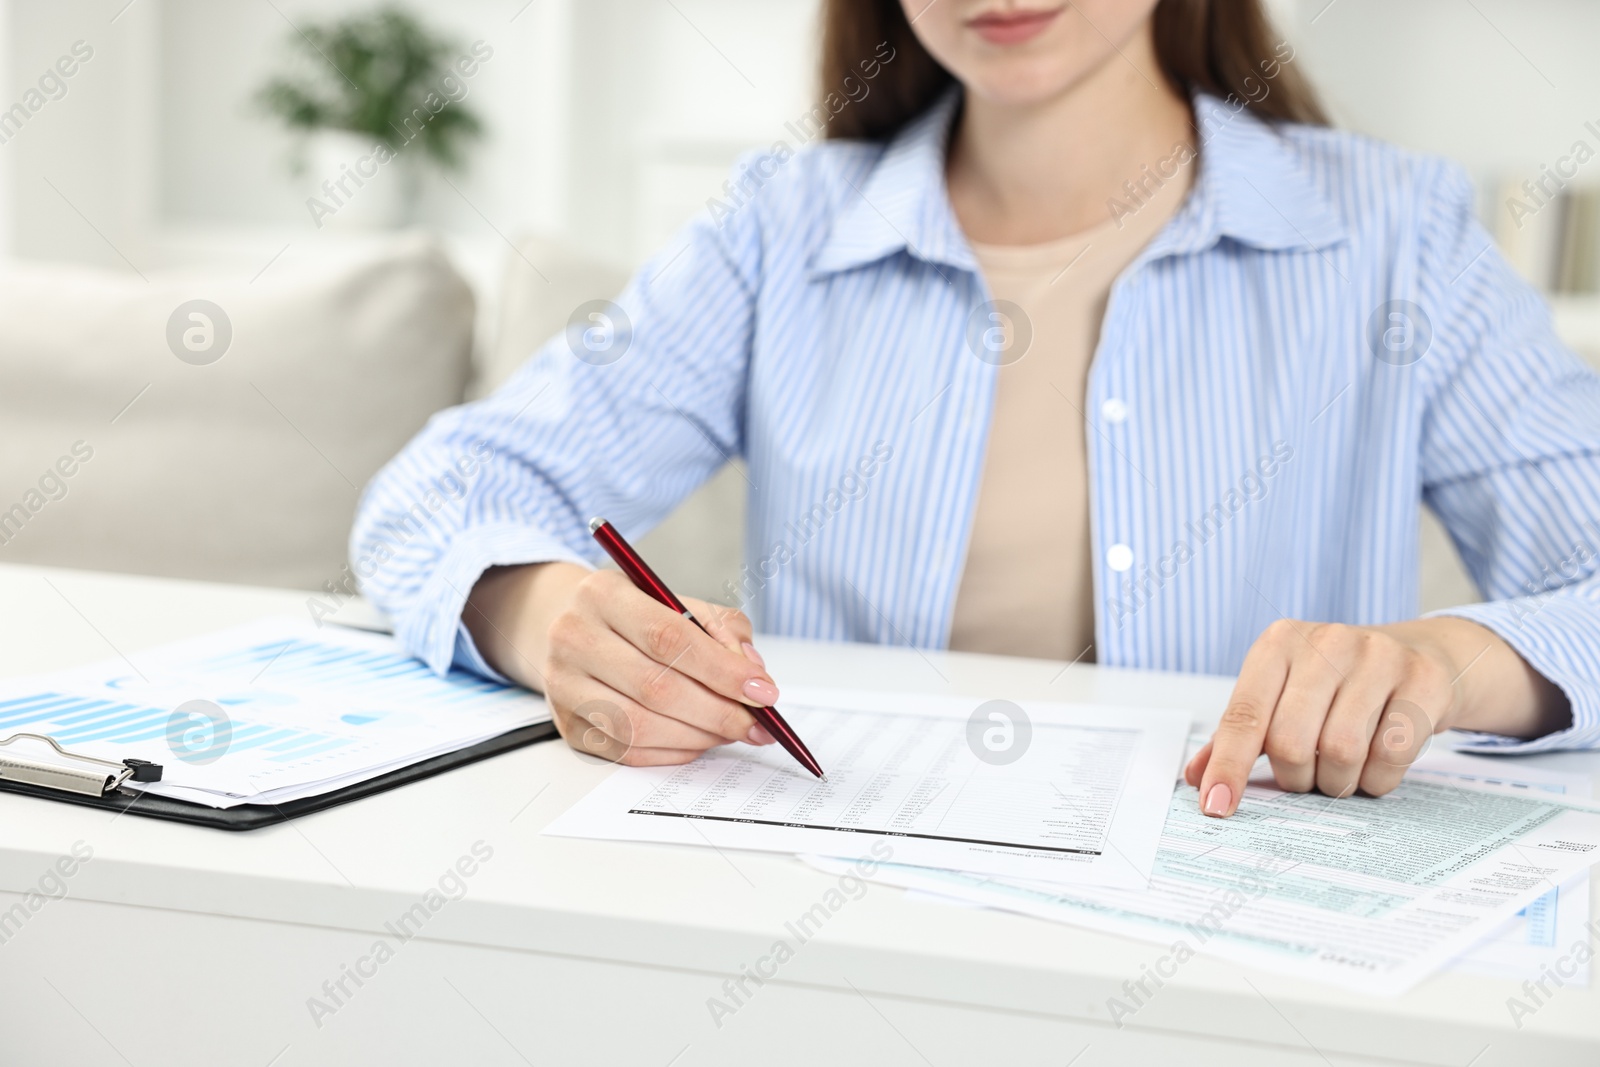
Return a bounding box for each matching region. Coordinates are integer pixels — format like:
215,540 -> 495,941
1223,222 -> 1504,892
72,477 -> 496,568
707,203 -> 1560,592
819,0 -> 1327,141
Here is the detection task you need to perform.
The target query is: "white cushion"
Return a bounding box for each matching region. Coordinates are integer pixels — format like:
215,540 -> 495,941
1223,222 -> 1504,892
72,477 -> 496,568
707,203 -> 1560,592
479,233 -> 633,397
0,235 -> 474,589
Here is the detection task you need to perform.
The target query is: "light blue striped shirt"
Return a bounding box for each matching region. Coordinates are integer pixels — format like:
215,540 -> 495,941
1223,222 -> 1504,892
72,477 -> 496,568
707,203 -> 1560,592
352,92 -> 1600,754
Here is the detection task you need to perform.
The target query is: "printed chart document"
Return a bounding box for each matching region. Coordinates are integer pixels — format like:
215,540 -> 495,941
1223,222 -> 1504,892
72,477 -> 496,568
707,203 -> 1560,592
0,618 -> 550,808
545,688 -> 1191,888
808,761 -> 1600,995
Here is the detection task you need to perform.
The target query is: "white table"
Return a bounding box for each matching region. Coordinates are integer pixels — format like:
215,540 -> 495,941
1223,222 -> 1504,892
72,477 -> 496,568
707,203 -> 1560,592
0,563 -> 1595,1067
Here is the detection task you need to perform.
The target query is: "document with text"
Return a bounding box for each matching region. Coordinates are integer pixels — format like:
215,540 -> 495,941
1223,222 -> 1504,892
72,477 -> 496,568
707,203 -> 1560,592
807,759 -> 1600,994
544,688 -> 1192,888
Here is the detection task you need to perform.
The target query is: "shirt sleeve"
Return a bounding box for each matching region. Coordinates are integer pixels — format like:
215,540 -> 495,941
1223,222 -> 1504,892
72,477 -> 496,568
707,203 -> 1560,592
1414,161 -> 1600,753
348,177 -> 764,678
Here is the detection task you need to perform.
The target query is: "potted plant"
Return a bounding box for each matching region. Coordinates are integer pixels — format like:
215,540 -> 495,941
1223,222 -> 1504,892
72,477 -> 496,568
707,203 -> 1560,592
254,6 -> 485,229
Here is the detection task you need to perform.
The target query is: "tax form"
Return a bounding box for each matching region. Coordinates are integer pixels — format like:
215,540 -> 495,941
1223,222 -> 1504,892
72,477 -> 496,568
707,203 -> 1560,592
809,766 -> 1600,995
544,688 -> 1192,888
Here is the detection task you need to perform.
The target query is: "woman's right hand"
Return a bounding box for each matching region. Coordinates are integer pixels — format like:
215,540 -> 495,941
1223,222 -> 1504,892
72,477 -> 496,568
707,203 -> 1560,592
464,562 -> 780,766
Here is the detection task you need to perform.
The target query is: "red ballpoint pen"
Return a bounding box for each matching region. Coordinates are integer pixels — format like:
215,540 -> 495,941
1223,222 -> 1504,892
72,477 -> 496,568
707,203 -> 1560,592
589,517 -> 826,778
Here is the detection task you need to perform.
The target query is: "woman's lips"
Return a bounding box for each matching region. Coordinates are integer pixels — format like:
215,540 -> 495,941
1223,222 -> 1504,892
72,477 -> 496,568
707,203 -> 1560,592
967,6 -> 1062,46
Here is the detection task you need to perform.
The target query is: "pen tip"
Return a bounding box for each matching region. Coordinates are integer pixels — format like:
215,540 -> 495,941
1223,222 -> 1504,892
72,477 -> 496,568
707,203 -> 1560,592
588,517 -> 606,534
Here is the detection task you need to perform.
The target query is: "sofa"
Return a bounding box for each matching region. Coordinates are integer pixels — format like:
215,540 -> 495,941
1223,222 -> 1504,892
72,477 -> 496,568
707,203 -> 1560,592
0,232 -> 744,604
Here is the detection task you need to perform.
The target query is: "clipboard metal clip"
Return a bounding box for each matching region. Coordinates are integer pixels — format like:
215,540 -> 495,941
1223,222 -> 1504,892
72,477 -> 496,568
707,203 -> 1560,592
0,733 -> 164,798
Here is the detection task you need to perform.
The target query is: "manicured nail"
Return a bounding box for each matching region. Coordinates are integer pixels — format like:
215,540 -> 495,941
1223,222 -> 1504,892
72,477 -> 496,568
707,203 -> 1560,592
741,641 -> 766,668
742,677 -> 779,705
747,724 -> 775,745
1204,783 -> 1232,817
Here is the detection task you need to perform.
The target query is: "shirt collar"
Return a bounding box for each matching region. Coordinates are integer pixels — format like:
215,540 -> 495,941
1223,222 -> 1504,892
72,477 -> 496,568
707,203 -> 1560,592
811,90 -> 1348,278
811,90 -> 974,277
1150,93 -> 1349,259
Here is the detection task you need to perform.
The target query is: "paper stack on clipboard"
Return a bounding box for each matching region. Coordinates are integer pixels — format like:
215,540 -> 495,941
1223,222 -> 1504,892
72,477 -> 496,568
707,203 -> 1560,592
0,618 -> 551,811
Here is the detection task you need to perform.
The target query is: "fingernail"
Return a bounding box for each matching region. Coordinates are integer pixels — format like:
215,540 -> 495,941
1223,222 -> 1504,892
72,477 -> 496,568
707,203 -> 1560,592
741,641 -> 765,668
747,724 -> 775,745
742,677 -> 779,705
1204,783 -> 1232,817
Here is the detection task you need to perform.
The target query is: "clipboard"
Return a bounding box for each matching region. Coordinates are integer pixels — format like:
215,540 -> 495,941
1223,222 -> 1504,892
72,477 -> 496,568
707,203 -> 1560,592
0,723 -> 560,831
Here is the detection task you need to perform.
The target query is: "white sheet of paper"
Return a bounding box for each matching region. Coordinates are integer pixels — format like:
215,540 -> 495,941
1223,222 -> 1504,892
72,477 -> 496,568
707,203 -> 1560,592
544,687 -> 1191,888
0,618 -> 549,807
806,766 -> 1600,995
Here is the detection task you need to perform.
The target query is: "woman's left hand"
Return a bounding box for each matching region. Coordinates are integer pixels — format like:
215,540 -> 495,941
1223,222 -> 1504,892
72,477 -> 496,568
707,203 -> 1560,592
1185,616 -> 1571,818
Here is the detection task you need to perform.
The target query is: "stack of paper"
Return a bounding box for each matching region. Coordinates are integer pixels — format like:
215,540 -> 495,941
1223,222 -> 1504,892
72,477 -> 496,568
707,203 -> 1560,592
1402,753 -> 1590,983
808,760 -> 1599,994
548,688 -> 1600,995
0,618 -> 550,808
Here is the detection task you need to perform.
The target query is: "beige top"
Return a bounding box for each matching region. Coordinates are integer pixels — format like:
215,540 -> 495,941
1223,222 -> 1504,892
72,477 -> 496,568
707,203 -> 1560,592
948,177 -> 1189,661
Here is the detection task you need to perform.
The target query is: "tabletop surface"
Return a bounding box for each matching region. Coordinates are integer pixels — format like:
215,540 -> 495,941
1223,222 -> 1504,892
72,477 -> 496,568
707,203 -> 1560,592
0,561 -> 1595,1060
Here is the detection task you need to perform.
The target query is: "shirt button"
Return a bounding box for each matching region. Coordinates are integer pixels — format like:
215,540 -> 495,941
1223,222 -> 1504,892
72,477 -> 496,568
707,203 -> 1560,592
1102,398 -> 1129,423
1106,543 -> 1134,572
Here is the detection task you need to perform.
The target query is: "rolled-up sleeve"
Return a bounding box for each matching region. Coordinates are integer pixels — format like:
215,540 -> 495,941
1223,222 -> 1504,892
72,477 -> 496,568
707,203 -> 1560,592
349,182 -> 763,677
1415,163 -> 1600,752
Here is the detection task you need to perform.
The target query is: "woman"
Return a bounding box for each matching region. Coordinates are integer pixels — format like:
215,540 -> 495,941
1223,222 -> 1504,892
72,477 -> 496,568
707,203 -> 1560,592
352,0 -> 1599,817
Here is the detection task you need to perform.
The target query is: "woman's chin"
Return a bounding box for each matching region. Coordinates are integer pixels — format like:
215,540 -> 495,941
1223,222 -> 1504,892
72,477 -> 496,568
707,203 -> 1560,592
959,63 -> 1086,110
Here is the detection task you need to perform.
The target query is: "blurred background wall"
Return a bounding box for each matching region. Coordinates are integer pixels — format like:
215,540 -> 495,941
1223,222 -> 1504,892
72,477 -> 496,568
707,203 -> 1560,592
2,0 -> 1597,309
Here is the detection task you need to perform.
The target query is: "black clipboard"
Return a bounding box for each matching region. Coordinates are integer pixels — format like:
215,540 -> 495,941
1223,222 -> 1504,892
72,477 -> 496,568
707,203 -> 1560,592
0,722 -> 560,831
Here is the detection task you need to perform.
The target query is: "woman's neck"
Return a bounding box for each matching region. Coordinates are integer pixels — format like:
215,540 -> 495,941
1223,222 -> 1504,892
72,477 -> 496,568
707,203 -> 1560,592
946,25 -> 1196,246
